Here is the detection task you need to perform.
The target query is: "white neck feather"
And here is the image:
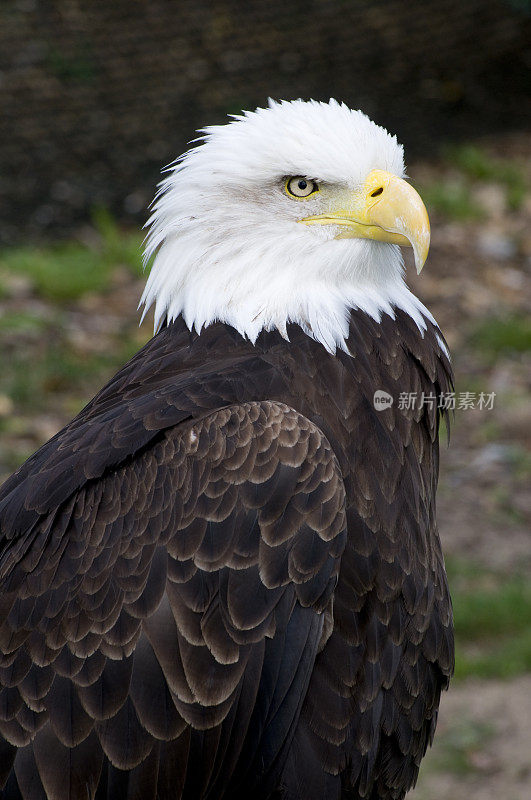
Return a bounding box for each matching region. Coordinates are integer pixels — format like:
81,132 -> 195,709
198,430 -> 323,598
140,223 -> 436,354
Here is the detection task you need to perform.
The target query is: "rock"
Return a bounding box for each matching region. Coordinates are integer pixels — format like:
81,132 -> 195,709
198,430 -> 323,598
476,231 -> 517,261
0,394 -> 13,416
0,271 -> 34,299
470,443 -> 513,476
29,415 -> 62,442
472,183 -> 506,217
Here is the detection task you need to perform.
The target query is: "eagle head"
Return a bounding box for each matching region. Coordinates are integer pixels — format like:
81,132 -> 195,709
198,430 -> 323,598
141,99 -> 431,353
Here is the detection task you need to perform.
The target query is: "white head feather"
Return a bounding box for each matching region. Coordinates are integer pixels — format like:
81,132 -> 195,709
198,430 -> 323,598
141,98 -> 436,353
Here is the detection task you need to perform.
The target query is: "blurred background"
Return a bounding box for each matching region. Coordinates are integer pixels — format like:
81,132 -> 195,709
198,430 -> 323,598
0,1 -> 530,797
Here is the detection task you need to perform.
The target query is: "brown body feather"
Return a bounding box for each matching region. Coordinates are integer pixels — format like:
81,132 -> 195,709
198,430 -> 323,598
0,309 -> 454,800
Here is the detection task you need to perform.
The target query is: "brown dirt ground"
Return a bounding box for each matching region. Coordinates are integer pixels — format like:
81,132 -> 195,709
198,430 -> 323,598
411,676 -> 531,800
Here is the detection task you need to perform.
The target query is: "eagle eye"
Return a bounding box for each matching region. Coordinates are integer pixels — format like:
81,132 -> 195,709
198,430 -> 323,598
285,176 -> 319,199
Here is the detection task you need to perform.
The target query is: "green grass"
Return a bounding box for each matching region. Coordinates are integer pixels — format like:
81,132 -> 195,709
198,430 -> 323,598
446,144 -> 527,210
422,718 -> 495,776
3,340 -> 114,409
420,179 -> 484,221
455,630 -> 531,680
510,446 -> 531,480
91,207 -> 145,275
449,564 -> 531,639
468,314 -> 531,358
447,558 -> 531,680
0,310 -> 51,334
418,143 -> 528,220
0,314 -> 146,415
0,210 -> 143,302
0,216 -> 149,423
0,244 -> 112,302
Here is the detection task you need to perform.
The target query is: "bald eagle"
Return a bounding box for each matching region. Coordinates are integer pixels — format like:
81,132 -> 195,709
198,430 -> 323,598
0,100 -> 453,800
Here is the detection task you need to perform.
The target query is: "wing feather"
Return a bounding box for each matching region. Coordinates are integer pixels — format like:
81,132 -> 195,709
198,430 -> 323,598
0,401 -> 346,799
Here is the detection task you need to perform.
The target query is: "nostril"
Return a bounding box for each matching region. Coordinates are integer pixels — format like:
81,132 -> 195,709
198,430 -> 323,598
370,187 -> 383,197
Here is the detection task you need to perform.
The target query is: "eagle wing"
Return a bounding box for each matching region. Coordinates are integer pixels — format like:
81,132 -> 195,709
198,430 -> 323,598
0,401 -> 346,800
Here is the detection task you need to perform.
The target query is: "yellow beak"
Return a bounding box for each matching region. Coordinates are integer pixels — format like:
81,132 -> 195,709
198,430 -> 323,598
299,169 -> 430,273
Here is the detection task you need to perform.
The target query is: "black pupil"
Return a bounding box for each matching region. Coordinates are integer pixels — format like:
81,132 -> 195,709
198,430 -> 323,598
298,179 -> 308,190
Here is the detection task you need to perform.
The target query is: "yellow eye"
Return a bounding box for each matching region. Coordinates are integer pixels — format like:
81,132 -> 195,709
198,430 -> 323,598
285,176 -> 319,199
